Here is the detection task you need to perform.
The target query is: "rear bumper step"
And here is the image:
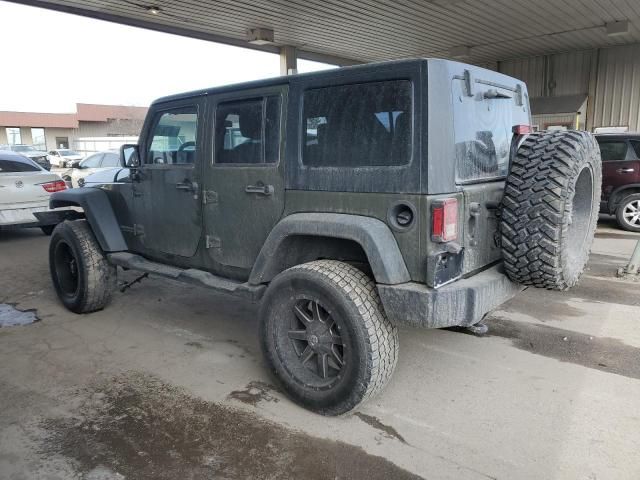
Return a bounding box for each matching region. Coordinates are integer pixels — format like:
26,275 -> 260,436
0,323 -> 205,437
377,264 -> 523,328
107,252 -> 266,301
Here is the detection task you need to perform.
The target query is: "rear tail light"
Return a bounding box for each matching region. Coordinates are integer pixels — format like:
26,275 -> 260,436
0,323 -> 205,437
512,124 -> 534,135
40,180 -> 67,193
432,198 -> 458,242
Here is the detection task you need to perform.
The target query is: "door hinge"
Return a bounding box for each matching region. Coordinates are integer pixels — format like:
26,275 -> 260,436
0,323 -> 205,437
202,190 -> 218,205
133,224 -> 144,236
205,235 -> 221,249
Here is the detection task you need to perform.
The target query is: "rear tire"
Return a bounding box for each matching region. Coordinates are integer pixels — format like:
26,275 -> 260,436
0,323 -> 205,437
500,131 -> 601,290
615,194 -> 640,232
260,260 -> 399,416
49,220 -> 117,313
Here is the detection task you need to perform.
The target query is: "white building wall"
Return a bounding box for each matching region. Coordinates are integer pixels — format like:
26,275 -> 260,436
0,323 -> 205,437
498,43 -> 640,132
592,44 -> 640,131
499,56 -> 547,97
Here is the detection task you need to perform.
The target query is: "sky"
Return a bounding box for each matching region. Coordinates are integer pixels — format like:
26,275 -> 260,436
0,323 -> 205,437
0,1 -> 333,112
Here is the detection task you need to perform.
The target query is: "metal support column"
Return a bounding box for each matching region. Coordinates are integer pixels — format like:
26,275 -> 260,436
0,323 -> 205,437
617,239 -> 640,279
280,45 -> 298,76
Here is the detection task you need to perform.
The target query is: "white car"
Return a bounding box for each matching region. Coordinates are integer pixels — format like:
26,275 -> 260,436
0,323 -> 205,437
62,150 -> 121,188
48,149 -> 84,168
0,150 -> 71,235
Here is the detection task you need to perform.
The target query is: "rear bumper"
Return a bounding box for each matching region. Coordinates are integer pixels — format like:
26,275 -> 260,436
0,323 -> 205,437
377,264 -> 524,328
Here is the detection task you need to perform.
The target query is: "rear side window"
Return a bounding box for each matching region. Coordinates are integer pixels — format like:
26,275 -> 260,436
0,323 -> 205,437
631,140 -> 640,158
0,159 -> 40,172
598,141 -> 628,161
302,81 -> 412,167
215,96 -> 281,165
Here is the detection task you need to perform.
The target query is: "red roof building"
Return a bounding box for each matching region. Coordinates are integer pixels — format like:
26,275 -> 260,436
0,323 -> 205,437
0,103 -> 148,150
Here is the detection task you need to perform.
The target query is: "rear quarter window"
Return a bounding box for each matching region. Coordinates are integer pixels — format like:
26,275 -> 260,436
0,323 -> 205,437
0,159 -> 41,172
302,80 -> 412,168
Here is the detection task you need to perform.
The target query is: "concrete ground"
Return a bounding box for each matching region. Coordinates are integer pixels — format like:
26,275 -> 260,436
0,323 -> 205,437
1,216 -> 639,480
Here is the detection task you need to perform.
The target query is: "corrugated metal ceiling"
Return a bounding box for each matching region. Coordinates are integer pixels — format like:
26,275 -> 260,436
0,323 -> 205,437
7,0 -> 640,65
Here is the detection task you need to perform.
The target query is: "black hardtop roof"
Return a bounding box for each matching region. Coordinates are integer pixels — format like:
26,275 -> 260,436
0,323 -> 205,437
150,57 -> 496,107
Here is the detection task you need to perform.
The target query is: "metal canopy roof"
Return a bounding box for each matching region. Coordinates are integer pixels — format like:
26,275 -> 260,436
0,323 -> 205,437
8,0 -> 640,65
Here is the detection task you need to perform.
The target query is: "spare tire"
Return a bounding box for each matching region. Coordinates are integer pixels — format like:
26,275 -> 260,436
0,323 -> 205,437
500,131 -> 601,290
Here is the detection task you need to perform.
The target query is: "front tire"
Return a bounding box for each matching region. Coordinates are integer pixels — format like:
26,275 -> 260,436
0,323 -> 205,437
49,220 -> 117,313
260,260 -> 399,416
615,194 -> 640,232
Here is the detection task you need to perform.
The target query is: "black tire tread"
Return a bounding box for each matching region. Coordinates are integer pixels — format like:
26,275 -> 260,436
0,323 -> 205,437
263,260 -> 399,415
51,220 -> 116,313
500,130 -> 601,290
293,260 -> 399,408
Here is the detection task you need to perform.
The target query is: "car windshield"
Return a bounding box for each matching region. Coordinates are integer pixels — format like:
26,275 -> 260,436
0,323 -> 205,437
11,145 -> 36,152
59,150 -> 78,156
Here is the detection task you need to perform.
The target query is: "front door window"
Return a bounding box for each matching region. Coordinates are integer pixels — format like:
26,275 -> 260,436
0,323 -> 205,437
146,108 -> 198,165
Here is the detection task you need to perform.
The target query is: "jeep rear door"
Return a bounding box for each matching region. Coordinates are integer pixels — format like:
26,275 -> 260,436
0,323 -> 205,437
203,86 -> 286,277
450,69 -> 530,276
132,98 -> 204,257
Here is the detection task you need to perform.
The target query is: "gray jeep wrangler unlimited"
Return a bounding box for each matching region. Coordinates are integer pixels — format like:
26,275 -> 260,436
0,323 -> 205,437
48,59 -> 601,415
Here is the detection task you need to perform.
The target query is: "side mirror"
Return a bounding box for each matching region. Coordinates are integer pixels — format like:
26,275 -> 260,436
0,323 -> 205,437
120,144 -> 140,168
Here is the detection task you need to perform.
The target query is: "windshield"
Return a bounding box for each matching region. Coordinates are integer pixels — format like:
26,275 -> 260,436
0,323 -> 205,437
59,150 -> 78,156
12,145 -> 36,152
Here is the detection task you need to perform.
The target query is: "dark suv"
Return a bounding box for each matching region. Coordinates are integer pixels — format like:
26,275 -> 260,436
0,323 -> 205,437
46,59 -> 601,415
596,133 -> 640,232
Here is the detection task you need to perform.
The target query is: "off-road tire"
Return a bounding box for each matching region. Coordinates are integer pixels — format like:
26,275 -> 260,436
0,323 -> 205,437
260,260 -> 399,416
615,193 -> 640,232
500,131 -> 601,290
49,220 -> 117,313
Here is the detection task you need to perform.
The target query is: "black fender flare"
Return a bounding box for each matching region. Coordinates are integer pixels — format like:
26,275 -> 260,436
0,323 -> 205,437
608,183 -> 640,212
49,188 -> 128,252
249,213 -> 410,285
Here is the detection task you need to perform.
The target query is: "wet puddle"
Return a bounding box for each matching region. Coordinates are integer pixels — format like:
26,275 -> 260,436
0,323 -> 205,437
41,372 -> 422,480
354,412 -> 408,445
0,303 -> 39,327
487,317 -> 640,380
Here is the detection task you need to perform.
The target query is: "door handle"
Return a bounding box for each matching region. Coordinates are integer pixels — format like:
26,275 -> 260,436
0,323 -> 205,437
616,168 -> 635,173
175,180 -> 197,192
245,183 -> 274,196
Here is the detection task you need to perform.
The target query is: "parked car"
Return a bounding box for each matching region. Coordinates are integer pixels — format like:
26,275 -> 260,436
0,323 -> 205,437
0,150 -> 74,234
0,144 -> 51,170
596,133 -> 640,232
47,59 -> 601,415
48,149 -> 84,168
78,167 -> 125,188
61,150 -> 121,187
